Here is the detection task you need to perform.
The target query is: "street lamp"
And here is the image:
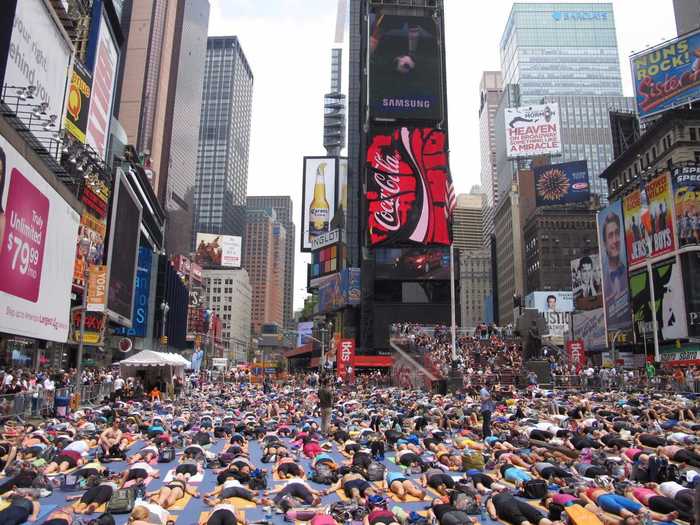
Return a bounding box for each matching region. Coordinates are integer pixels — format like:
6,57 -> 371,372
160,300 -> 170,349
319,322 -> 333,372
75,236 -> 96,390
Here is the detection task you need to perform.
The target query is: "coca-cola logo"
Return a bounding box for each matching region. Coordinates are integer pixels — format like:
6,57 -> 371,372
372,163 -> 402,231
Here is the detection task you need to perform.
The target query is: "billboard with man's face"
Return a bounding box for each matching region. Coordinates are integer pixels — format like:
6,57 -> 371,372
597,201 -> 633,334
570,255 -> 603,311
369,13 -> 443,121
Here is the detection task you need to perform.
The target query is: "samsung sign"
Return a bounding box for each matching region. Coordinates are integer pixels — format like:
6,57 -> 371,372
552,11 -> 608,21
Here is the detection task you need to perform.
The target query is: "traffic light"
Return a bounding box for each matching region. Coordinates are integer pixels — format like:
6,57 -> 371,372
160,335 -> 168,346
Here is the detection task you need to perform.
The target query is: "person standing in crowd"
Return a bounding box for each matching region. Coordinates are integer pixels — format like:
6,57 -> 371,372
318,379 -> 333,436
480,381 -> 494,438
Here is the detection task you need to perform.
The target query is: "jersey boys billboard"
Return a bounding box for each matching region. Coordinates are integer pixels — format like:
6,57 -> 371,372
366,127 -> 454,246
505,104 -> 562,159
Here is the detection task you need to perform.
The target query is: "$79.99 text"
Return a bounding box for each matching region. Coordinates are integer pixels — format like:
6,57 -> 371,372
6,233 -> 39,278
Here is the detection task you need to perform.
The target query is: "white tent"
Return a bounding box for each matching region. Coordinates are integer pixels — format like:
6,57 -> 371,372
118,350 -> 189,385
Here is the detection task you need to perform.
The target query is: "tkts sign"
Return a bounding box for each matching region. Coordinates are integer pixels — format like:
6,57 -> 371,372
366,127 -> 455,246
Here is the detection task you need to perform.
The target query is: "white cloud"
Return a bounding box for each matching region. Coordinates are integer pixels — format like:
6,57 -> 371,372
208,0 -> 677,312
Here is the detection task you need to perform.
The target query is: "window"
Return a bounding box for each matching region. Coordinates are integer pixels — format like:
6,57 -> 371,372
691,128 -> 697,142
695,151 -> 700,164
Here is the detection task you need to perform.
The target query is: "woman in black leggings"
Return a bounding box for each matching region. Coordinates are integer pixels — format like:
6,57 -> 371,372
488,491 -> 553,525
206,505 -> 242,525
0,493 -> 39,525
65,482 -> 114,514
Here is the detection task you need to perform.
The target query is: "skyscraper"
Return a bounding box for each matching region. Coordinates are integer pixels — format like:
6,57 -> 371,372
246,196 -> 295,330
453,190 -> 485,253
242,209 -> 286,335
118,0 -> 210,231
479,71 -> 503,245
673,0 -> 700,35
324,48 -> 346,157
194,36 -> 254,241
497,3 -> 634,201
501,3 -> 622,102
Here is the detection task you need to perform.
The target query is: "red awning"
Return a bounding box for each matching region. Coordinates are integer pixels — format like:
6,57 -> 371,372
285,343 -> 313,358
353,355 -> 394,367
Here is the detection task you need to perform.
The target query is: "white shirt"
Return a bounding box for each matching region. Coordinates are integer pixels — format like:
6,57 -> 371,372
223,479 -> 243,489
136,501 -> 169,525
114,378 -> 125,390
658,481 -> 685,498
3,374 -> 13,386
132,461 -> 157,475
43,378 -> 55,390
64,441 -> 89,454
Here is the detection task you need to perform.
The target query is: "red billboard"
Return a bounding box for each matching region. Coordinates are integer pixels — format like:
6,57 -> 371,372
566,340 -> 586,373
337,338 -> 356,380
366,127 -> 454,246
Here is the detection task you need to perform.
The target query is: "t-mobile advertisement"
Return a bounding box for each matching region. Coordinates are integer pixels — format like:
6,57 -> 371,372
0,136 -> 80,342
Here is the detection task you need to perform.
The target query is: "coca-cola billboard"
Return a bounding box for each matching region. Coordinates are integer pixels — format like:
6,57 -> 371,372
366,127 -> 454,246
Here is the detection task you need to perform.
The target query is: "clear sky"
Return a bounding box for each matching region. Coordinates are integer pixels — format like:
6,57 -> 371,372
207,0 -> 677,312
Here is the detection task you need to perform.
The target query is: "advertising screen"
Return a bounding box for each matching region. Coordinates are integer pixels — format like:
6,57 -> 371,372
652,258 -> 688,341
369,14 -> 442,120
194,233 -> 241,268
524,291 -> 574,313
623,189 -> 650,266
85,10 -> 118,159
631,29 -> 700,119
572,308 -> 607,351
534,160 -> 590,207
570,254 -> 603,311
6,0 -> 73,141
296,321 -> 313,347
72,211 -> 106,291
597,201 -> 633,334
505,104 -> 562,159
629,268 -> 653,343
644,172 -> 676,258
309,242 -> 345,281
672,164 -> 700,248
113,245 -> 152,338
375,247 -> 450,280
366,127 -> 453,246
64,61 -> 92,143
681,251 -> 700,337
301,157 -> 337,252
105,169 -> 143,327
0,136 -> 80,342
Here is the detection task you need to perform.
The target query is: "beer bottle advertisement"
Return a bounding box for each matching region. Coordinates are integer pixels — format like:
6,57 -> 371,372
301,157 -> 336,252
309,162 -> 330,240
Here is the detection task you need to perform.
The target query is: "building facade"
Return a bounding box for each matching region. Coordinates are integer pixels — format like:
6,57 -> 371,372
460,250 -> 492,328
118,0 -> 209,213
674,0 -> 700,35
194,36 -> 254,241
479,71 -> 503,244
500,3 -> 622,102
202,268 -> 252,363
246,196 -> 295,330
494,185 -> 524,326
453,190 -> 485,253
160,0 -> 210,256
242,209 -> 287,334
523,207 -> 599,293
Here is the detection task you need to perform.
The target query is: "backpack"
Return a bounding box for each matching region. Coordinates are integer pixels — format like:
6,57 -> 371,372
107,487 -> 135,514
311,463 -> 338,485
92,513 -> 116,525
60,472 -> 86,492
522,479 -> 548,499
647,456 -> 669,483
248,469 -> 267,490
367,461 -> 386,482
450,491 -> 480,514
330,501 -> 368,522
664,463 -> 680,483
158,447 -> 176,463
461,452 -> 485,471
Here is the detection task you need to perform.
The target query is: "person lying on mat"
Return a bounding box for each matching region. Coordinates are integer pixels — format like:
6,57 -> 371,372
461,471 -> 506,494
118,460 -> 160,488
486,488 -> 556,525
428,497 -> 478,525
578,486 -> 678,523
276,456 -> 306,479
128,442 -> 160,465
205,504 -> 247,525
40,505 -> 76,525
494,462 -> 534,487
622,485 -> 694,523
325,471 -> 379,505
0,491 -> 40,525
128,503 -> 170,525
64,478 -> 117,514
44,447 -> 87,475
420,466 -> 456,496
384,469 -> 426,501
263,477 -> 324,508
203,478 -> 266,506
363,495 -> 402,525
145,475 -> 199,509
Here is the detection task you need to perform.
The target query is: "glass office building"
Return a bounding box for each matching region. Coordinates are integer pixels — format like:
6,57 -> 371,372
498,3 -> 634,201
500,3 -> 623,102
